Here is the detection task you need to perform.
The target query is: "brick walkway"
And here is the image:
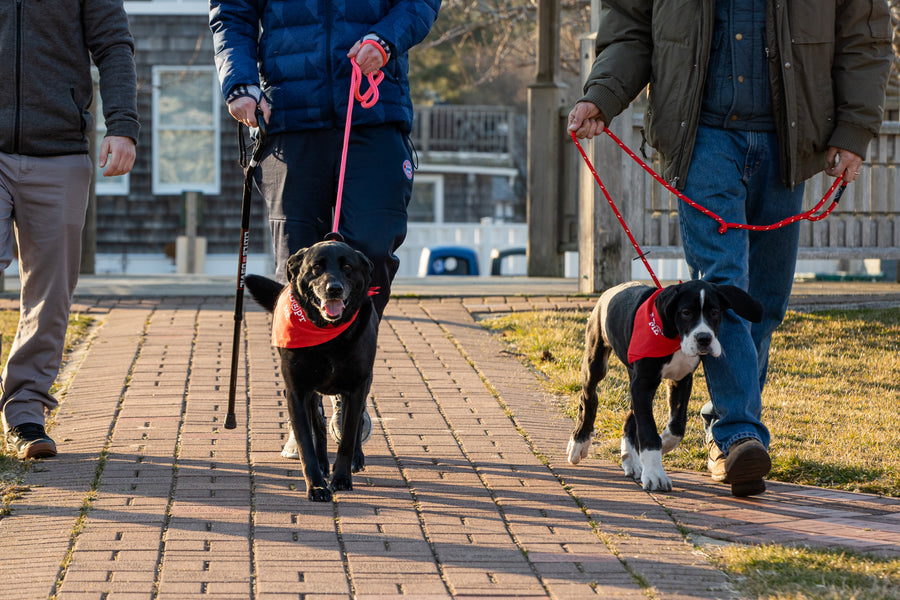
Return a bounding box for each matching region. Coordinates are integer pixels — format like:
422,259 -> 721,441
1,291 -> 899,599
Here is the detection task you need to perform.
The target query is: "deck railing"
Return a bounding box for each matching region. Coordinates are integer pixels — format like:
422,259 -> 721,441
411,105 -> 516,155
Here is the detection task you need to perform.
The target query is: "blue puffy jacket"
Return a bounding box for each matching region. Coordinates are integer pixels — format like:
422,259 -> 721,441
210,0 -> 440,135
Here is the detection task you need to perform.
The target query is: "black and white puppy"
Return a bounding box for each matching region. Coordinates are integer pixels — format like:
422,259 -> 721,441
245,240 -> 377,502
567,280 -> 763,492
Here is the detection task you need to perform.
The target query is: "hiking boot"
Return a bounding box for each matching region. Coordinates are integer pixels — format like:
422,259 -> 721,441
724,438 -> 770,497
6,423 -> 57,459
328,395 -> 372,445
707,439 -> 727,482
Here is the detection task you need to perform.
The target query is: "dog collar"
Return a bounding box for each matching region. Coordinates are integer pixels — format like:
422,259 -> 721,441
272,289 -> 359,348
627,289 -> 682,362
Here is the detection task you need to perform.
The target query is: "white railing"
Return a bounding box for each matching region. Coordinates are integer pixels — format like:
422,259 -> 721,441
397,221 -> 528,277
412,105 -> 516,156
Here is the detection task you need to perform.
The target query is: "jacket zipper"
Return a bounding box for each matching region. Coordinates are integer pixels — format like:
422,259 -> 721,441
14,0 -> 23,153
674,0 -> 713,188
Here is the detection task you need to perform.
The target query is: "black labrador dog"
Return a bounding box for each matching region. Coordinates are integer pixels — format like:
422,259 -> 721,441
245,240 -> 377,501
567,280 -> 762,492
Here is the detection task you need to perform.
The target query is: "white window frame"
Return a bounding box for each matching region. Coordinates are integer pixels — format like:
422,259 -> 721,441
152,65 -> 221,195
125,1 -> 209,16
92,67 -> 130,196
410,174 -> 445,224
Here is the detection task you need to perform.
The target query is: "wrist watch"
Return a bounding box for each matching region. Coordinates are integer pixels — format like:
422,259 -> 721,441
361,33 -> 391,61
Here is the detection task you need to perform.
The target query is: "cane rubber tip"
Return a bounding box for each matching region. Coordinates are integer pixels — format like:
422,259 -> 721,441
225,414 -> 237,429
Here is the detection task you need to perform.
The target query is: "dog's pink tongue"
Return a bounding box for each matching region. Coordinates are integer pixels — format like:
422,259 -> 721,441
323,299 -> 345,318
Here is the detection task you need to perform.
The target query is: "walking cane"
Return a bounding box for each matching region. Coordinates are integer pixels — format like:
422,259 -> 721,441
226,109 -> 267,430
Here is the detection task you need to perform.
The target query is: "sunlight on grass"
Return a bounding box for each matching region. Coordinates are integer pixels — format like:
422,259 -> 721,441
707,544 -> 900,600
482,306 -> 900,598
481,307 -> 900,497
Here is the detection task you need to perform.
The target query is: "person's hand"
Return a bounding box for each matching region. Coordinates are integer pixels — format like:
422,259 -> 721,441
228,95 -> 271,128
567,102 -> 607,139
99,136 -> 136,177
825,147 -> 863,183
348,40 -> 386,75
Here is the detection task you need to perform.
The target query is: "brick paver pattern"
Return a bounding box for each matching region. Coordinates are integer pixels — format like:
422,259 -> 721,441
1,293 -> 898,599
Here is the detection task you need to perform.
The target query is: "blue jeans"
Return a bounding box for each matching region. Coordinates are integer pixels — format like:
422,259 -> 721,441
679,126 -> 804,454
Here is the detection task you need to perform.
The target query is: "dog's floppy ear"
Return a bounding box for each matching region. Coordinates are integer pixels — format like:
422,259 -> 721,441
285,248 -> 308,282
654,284 -> 681,339
714,284 -> 763,323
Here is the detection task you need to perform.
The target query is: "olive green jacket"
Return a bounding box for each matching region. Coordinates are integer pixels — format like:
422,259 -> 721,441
580,0 -> 893,189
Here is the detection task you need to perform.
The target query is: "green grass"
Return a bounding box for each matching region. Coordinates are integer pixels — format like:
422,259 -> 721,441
0,310 -> 95,515
707,544 -> 900,600
481,306 -> 900,598
481,307 -> 900,496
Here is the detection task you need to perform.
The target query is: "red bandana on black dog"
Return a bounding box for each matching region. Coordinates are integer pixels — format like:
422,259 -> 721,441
272,287 -> 379,348
627,289 -> 682,362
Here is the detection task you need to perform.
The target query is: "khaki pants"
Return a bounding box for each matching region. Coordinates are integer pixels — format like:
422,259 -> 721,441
0,151 -> 92,429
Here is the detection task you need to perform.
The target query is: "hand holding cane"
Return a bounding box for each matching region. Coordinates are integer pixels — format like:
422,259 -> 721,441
226,107 -> 267,429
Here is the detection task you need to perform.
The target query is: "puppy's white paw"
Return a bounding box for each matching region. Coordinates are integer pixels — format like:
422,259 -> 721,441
639,450 -> 672,492
660,429 -> 682,454
621,437 -> 642,480
567,437 -> 591,465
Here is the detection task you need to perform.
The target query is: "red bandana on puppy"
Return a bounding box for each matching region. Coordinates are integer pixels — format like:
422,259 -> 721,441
627,289 -> 682,362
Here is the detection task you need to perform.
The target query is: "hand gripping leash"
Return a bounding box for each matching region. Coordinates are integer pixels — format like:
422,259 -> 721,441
226,108 -> 267,430
326,45 -> 384,243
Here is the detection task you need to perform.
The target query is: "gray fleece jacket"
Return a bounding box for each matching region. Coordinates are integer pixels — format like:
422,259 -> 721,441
0,0 -> 140,156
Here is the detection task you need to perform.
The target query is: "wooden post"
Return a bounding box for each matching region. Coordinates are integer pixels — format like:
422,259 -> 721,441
526,0 -> 566,276
577,32 -> 632,293
184,191 -> 200,274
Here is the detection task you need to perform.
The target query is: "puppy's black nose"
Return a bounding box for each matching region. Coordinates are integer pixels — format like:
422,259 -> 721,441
695,332 -> 713,348
326,280 -> 344,297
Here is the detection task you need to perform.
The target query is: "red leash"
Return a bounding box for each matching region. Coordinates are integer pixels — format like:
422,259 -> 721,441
571,129 -> 849,287
570,131 -> 662,288
331,43 -> 385,240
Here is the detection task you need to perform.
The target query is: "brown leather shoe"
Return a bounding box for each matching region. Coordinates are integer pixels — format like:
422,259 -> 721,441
724,438 -> 770,497
707,440 -> 727,482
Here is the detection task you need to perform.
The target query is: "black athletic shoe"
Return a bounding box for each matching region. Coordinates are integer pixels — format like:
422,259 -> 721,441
6,423 -> 57,459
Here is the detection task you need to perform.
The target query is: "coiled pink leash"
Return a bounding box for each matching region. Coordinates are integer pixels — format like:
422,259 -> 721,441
328,42 -> 385,241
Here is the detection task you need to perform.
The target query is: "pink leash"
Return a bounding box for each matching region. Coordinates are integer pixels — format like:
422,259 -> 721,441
330,43 -> 385,241
571,129 -> 849,287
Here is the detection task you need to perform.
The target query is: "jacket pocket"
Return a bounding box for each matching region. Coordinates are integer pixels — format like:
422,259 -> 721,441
789,0 -> 835,44
866,0 -> 893,41
71,88 -> 93,141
